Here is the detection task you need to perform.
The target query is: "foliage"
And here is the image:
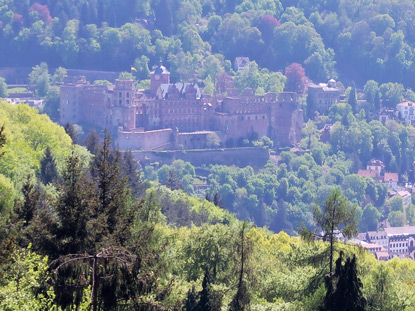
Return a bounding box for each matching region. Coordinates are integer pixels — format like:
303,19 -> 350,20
0,246 -> 56,310
301,188 -> 358,275
0,101 -> 88,186
0,77 -> 7,97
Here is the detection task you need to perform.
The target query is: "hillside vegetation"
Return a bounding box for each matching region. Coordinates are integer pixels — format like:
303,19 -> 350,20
1,0 -> 415,90
0,101 -> 414,310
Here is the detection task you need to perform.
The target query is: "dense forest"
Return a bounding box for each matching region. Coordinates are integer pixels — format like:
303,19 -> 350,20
2,0 -> 415,89
1,101 -> 415,310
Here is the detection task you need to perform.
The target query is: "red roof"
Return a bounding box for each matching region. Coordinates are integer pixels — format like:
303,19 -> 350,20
384,173 -> 399,183
397,101 -> 415,107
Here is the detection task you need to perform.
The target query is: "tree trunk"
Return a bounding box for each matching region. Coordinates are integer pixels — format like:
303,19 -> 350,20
92,256 -> 98,311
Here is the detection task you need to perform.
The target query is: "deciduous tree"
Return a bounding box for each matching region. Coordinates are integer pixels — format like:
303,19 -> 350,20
284,63 -> 307,94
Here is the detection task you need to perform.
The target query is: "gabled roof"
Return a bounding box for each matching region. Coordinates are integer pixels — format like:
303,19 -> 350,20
397,101 -> 415,107
375,251 -> 390,260
158,83 -> 201,99
384,226 -> 415,236
384,172 -> 399,183
397,190 -> 411,198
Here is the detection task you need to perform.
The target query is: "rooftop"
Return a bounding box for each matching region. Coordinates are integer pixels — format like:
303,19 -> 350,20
384,172 -> 399,182
397,101 -> 415,107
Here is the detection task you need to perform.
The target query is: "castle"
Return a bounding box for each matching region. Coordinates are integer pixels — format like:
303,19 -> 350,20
60,63 -> 304,150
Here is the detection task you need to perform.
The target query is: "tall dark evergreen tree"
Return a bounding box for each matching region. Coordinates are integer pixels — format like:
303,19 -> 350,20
0,125 -> 5,156
15,175 -> 39,227
229,222 -> 251,311
196,268 -> 222,311
184,286 -> 199,311
55,150 -> 95,255
320,253 -> 366,311
85,130 -> 101,156
92,132 -> 128,242
165,168 -> 181,190
120,150 -> 145,198
40,147 -> 58,185
348,87 -> 358,114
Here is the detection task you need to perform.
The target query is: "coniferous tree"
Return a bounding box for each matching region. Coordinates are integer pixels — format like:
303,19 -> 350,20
40,147 -> 58,185
92,132 -> 128,242
15,175 -> 39,227
120,150 -> 145,198
55,149 -> 95,255
229,222 -> 251,311
213,191 -> 224,208
184,286 -> 199,311
320,252 -> 366,311
85,130 -> 100,156
301,188 -> 358,275
348,87 -> 358,114
64,122 -> 78,144
165,168 -> 181,190
196,268 -> 222,311
0,125 -> 5,156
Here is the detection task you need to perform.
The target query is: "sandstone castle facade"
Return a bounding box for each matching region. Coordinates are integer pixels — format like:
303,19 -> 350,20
60,63 -> 304,150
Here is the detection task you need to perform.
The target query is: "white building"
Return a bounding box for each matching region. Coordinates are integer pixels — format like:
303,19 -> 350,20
363,226 -> 415,259
396,101 -> 415,125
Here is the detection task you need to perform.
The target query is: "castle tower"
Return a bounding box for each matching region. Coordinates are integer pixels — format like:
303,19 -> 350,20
113,79 -> 135,107
112,79 -> 136,130
150,61 -> 170,97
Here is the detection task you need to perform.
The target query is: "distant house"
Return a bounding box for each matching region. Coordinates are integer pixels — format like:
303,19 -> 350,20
397,190 -> 412,206
358,226 -> 415,260
357,159 -> 385,182
367,159 -> 385,174
396,101 -> 415,125
307,79 -> 342,114
234,57 -> 250,72
375,251 -> 390,261
384,172 -> 399,190
379,107 -> 398,124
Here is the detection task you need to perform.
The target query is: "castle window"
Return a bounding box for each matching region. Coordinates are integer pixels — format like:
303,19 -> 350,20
119,100 -> 122,105
126,93 -> 129,98
119,92 -> 122,97
262,116 -> 265,119
255,116 -> 258,120
126,100 -> 129,105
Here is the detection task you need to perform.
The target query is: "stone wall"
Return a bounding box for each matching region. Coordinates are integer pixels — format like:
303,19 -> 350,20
116,128 -> 172,150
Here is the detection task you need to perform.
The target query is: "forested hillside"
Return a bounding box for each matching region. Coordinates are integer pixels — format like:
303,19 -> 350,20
0,102 -> 415,310
1,0 -> 415,89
